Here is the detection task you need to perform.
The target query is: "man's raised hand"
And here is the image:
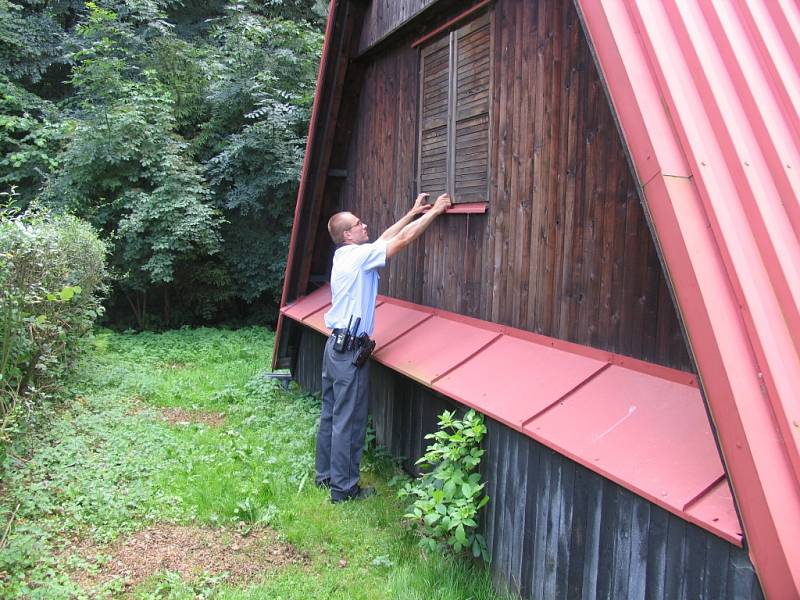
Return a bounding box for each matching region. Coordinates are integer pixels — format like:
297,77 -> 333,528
412,192 -> 431,215
433,193 -> 452,214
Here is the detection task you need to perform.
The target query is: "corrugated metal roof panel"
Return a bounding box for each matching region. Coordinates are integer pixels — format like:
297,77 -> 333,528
281,289 -> 330,322
280,284 -> 741,544
374,316 -> 501,385
524,364 -> 734,542
575,0 -> 800,594
433,335 -> 607,429
371,301 -> 432,348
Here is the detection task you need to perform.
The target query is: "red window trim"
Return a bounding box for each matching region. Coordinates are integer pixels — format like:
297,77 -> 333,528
411,0 -> 493,49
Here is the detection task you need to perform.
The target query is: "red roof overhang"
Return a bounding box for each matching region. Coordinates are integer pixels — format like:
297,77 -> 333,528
574,0 -> 800,596
282,284 -> 742,546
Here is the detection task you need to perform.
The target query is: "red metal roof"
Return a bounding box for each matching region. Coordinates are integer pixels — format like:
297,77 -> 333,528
574,0 -> 800,596
281,284 -> 742,545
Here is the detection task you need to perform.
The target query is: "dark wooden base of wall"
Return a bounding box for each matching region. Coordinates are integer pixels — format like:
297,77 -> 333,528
295,327 -> 763,599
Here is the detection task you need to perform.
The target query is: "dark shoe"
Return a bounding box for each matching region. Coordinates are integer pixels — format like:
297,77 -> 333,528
315,478 -> 331,489
331,485 -> 376,504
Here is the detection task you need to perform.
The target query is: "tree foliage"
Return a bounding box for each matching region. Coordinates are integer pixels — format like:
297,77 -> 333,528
0,0 -> 70,84
202,9 -> 319,309
43,4 -> 223,298
0,0 -> 324,328
0,76 -> 63,205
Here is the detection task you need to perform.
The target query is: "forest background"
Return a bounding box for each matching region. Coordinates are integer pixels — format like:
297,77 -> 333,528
1,0 -> 326,330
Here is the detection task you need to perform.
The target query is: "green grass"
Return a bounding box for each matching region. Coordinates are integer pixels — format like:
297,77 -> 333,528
0,327 -> 513,599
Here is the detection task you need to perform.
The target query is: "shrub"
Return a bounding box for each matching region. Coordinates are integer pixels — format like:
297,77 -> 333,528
0,200 -> 107,438
399,409 -> 490,561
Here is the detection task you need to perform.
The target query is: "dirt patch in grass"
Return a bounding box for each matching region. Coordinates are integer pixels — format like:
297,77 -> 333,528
71,524 -> 306,591
123,395 -> 148,416
160,407 -> 226,427
167,362 -> 187,369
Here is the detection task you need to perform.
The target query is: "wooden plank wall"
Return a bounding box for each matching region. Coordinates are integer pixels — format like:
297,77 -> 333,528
295,328 -> 763,600
358,0 -> 439,54
483,419 -> 763,600
329,0 -> 692,371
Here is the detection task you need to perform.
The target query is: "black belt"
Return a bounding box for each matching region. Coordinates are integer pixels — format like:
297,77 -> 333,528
331,329 -> 370,348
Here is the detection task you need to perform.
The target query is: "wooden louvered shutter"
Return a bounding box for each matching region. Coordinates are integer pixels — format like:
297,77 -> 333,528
453,13 -> 491,203
418,12 -> 491,204
419,36 -> 451,200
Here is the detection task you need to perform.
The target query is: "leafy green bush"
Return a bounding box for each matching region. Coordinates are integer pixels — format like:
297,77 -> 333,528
0,201 -> 107,437
399,409 -> 490,561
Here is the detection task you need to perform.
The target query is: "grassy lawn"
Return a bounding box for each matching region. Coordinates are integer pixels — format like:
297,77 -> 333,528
0,327 -> 512,599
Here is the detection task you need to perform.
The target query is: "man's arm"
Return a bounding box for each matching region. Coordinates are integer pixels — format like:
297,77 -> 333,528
385,193 -> 451,258
377,193 -> 431,242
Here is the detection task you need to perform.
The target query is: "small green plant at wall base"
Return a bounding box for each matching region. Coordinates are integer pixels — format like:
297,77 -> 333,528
399,409 -> 490,561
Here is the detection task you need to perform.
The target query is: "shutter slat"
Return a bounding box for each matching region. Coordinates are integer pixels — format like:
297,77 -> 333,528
456,130 -> 489,147
424,88 -> 449,106
424,67 -> 449,84
456,156 -> 489,170
422,138 -> 448,151
457,36 -> 490,60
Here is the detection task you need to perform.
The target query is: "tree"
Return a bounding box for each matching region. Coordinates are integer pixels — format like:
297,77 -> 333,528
199,8 -> 322,318
2,0 -> 324,328
0,0 -> 69,85
41,3 -> 222,328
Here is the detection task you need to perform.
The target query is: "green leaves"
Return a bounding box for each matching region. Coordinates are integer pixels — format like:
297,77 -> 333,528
1,0 -> 325,328
199,13 -> 322,314
46,285 -> 82,302
11,1 -> 322,327
399,409 -> 490,562
0,207 -> 107,431
0,76 -> 64,206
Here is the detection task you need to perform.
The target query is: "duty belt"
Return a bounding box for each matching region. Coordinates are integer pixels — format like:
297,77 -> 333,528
331,329 -> 369,348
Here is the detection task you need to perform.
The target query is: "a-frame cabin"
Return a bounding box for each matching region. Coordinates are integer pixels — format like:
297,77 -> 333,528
274,1 -> 800,598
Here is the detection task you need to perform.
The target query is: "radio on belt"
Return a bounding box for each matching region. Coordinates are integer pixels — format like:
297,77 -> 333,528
332,315 -> 352,352
333,315 -> 361,352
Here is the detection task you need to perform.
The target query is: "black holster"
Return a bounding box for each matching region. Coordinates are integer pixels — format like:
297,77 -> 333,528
352,334 -> 376,367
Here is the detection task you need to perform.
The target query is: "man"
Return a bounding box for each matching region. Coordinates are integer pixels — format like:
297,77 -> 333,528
316,191 -> 452,503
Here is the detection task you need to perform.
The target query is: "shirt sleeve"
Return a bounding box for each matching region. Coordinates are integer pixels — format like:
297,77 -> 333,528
353,239 -> 388,271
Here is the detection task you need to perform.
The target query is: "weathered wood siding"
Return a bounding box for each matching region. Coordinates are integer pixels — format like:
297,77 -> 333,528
331,0 -> 692,371
358,0 -> 440,54
295,328 -> 762,599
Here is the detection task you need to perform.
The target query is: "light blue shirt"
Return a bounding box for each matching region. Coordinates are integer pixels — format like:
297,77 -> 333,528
324,238 -> 388,336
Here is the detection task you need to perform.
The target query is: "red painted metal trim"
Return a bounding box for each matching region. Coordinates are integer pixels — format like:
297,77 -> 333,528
281,284 -> 740,545
278,0 -> 339,313
518,363 -> 614,427
375,290 -> 697,386
428,332 -> 502,384
411,0 -> 494,48
419,202 -> 488,215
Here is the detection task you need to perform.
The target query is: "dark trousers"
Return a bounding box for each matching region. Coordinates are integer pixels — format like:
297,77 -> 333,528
315,335 -> 370,500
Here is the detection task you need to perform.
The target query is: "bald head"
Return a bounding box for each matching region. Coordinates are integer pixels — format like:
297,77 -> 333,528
328,212 -> 355,245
